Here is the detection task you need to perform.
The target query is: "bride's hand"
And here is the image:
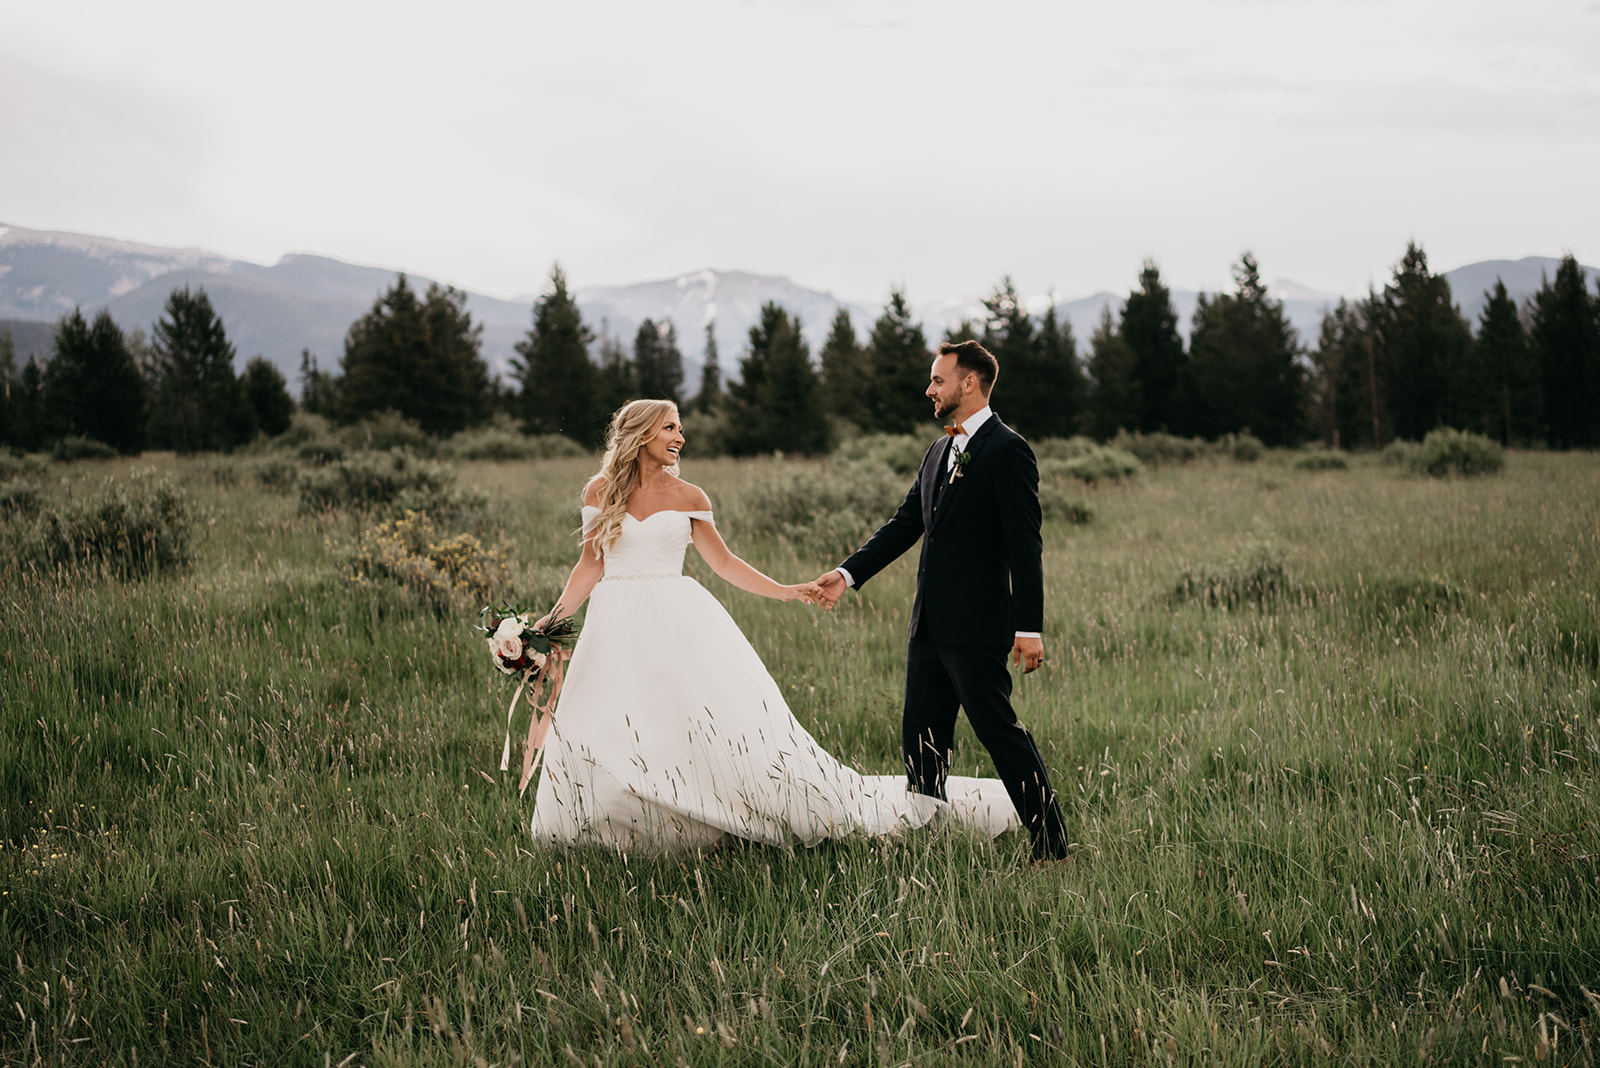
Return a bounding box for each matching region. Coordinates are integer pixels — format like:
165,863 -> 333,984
785,582 -> 824,605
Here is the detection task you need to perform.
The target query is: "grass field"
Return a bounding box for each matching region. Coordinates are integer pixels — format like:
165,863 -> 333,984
3,447 -> 1598,1066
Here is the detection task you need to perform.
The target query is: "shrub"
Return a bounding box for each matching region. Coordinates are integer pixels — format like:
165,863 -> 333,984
1033,436 -> 1102,462
1040,445 -> 1140,485
190,457 -> 244,488
297,449 -> 455,515
681,408 -> 731,459
442,421 -> 586,461
1169,538 -> 1290,609
832,433 -> 931,476
341,510 -> 510,612
394,483 -> 492,531
272,411 -> 333,448
23,470 -> 193,577
254,458 -> 300,492
51,435 -> 118,462
0,482 -> 44,519
1226,433 -> 1264,463
297,438 -> 346,466
1038,483 -> 1093,525
1380,440 -> 1422,468
724,460 -> 905,558
1411,428 -> 1505,478
1110,430 -> 1206,466
1295,449 -> 1348,471
341,410 -> 435,456
0,452 -> 48,481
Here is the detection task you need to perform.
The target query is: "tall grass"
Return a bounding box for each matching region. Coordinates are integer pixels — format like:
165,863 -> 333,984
2,449 -> 1598,1065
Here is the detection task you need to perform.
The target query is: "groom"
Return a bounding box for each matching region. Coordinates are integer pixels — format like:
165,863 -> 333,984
815,340 -> 1073,861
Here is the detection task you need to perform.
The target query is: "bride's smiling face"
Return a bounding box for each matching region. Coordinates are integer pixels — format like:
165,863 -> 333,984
641,410 -> 685,468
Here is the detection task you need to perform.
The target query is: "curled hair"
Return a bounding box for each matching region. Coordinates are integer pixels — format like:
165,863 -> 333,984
937,339 -> 998,393
586,399 -> 680,557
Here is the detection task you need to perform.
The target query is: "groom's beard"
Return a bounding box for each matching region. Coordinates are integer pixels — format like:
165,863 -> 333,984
933,396 -> 959,419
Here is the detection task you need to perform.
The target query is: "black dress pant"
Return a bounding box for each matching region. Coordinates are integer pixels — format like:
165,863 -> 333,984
902,637 -> 1072,859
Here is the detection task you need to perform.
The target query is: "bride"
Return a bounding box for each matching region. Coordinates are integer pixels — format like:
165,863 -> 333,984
527,399 -> 1016,852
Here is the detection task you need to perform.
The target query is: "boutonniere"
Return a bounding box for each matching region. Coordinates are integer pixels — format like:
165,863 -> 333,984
949,450 -> 972,484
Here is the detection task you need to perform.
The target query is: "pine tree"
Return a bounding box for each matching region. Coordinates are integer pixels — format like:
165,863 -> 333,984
976,278 -> 1041,435
0,329 -> 14,449
866,287 -> 932,434
298,350 -> 336,415
241,356 -> 295,438
1468,280 -> 1540,445
45,308 -> 147,453
695,320 -> 722,413
149,287 -> 248,452
818,307 -> 871,429
1183,253 -> 1305,445
1308,301 -> 1368,449
975,278 -> 1084,439
1033,304 -> 1086,438
14,357 -> 46,452
1530,254 -> 1600,449
338,275 -> 489,435
726,303 -> 827,455
633,318 -> 684,404
593,329 -> 637,422
1366,243 -> 1471,441
1085,305 -> 1140,440
1120,261 -> 1187,433
512,264 -> 598,445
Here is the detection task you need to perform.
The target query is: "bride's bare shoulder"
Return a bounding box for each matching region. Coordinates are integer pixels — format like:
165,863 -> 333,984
673,480 -> 713,513
582,476 -> 604,508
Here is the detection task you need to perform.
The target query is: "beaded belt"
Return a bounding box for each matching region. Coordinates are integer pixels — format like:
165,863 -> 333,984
600,572 -> 681,582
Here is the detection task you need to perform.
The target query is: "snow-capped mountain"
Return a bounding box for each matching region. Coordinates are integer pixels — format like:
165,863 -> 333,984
2,224 -> 1591,387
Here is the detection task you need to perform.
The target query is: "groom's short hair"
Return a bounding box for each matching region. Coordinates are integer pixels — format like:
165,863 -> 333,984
938,340 -> 998,394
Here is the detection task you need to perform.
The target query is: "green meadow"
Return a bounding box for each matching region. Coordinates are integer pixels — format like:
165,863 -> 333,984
3,447 -> 1598,1065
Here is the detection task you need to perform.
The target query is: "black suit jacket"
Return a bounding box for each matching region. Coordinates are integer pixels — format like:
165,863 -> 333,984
840,415 -> 1044,648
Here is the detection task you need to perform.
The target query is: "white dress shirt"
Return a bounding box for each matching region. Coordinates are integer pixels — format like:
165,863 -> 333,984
834,405 -> 1039,640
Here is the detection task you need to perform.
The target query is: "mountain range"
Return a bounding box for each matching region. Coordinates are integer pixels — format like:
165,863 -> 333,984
2,223 -> 1592,393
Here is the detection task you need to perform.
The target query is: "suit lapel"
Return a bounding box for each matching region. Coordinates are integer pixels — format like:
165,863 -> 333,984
922,436 -> 951,528
929,416 -> 1000,532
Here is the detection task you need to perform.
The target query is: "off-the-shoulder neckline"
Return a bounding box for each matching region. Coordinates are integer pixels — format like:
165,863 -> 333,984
580,506 -> 712,522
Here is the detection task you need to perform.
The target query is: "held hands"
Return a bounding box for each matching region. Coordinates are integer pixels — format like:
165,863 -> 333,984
812,570 -> 847,609
785,581 -> 826,605
1012,635 -> 1045,675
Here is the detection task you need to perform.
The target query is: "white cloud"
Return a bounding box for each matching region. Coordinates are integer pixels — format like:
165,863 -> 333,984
1,0 -> 1597,303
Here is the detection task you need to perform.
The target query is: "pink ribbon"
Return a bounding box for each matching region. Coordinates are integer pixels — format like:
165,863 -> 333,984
499,651 -> 568,796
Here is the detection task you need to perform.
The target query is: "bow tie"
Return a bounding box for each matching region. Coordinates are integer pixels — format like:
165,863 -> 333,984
944,423 -> 966,438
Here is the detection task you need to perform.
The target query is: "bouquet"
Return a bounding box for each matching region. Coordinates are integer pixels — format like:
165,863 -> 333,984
480,603 -> 579,794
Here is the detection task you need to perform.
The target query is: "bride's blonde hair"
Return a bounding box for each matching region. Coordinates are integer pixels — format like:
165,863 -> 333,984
587,399 -> 681,557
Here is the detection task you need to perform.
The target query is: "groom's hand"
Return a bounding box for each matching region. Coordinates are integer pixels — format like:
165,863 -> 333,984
814,570 -> 847,609
1013,635 -> 1045,674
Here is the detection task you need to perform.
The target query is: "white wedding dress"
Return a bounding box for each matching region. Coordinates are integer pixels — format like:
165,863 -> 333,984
528,507 -> 1018,852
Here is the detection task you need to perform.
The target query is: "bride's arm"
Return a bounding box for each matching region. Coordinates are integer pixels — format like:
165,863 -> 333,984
691,518 -> 818,603
544,536 -> 604,624
537,482 -> 605,628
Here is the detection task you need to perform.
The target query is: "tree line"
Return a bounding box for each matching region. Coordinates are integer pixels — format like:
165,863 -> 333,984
3,244 -> 1596,457
0,288 -> 295,455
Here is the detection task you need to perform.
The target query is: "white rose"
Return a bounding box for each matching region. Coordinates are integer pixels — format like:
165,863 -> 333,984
495,616 -> 526,641
490,631 -> 524,664
527,648 -> 548,670
487,637 -> 516,674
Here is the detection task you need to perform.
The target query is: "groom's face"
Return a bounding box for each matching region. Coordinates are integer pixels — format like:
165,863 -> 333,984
927,354 -> 969,420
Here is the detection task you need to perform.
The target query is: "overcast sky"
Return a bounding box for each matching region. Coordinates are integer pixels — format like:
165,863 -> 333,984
3,0 -> 1597,304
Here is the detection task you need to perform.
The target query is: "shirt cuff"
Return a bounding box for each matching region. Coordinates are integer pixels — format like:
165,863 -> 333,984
1014,631 -> 1040,639
834,567 -> 855,588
